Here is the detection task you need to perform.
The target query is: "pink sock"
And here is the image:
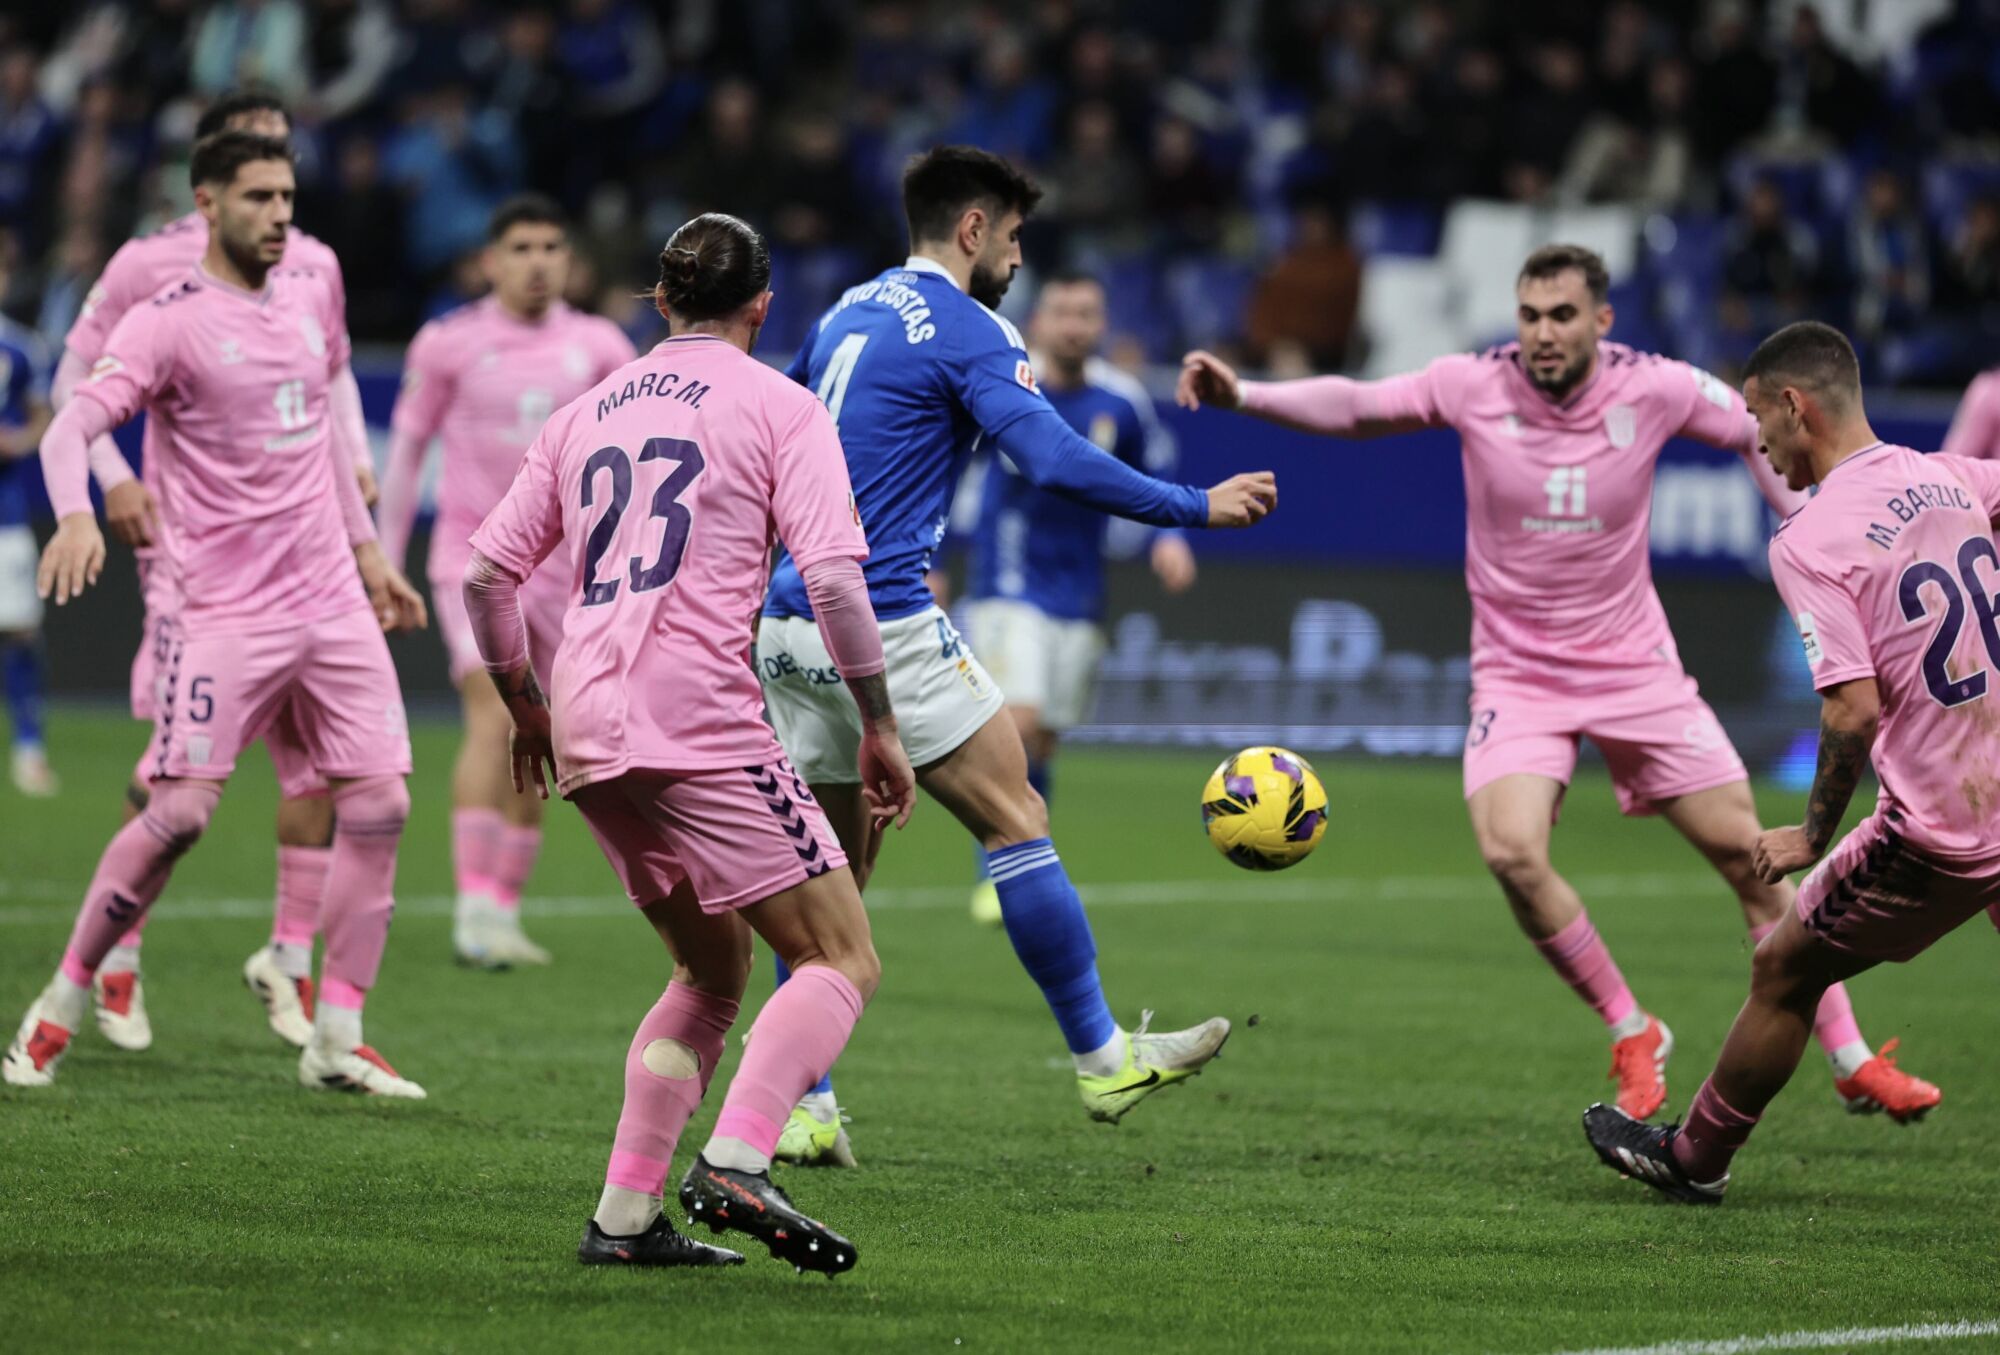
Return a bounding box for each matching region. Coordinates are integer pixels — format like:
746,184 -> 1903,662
1531,910 -> 1639,1028
493,824 -> 541,912
1672,1077 -> 1760,1181
61,782 -> 219,984
606,985 -> 741,1195
711,966 -> 863,1157
1748,921 -> 1866,1057
273,845 -> 330,948
319,778 -> 408,998
452,807 -> 503,900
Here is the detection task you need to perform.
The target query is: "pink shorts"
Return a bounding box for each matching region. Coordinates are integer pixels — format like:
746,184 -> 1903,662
148,606 -> 412,785
128,556 -> 179,721
1462,681 -> 1747,816
572,756 -> 849,914
1796,813 -> 2000,963
430,552 -> 565,688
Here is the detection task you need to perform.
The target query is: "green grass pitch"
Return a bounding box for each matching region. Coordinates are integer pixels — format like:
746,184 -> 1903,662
2,710 -> 1995,1354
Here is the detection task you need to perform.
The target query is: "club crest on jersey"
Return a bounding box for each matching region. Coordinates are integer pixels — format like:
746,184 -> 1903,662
1014,360 -> 1037,393
1089,412 -> 1117,450
1500,414 -> 1524,438
563,344 -> 590,380
298,314 -> 326,358
1604,404 -> 1637,449
217,339 -> 245,365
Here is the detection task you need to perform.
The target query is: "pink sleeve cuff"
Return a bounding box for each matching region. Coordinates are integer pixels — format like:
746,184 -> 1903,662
801,555 -> 884,679
463,550 -> 530,673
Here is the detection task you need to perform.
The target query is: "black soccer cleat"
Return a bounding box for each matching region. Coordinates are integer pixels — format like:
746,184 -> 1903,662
577,1214 -> 745,1267
678,1155 -> 858,1276
1582,1103 -> 1728,1205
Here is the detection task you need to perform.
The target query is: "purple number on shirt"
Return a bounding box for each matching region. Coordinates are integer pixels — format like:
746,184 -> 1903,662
1896,537 -> 2000,708
580,445 -> 633,607
629,437 -> 705,594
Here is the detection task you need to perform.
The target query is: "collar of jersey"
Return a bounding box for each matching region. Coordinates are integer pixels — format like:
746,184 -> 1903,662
195,263 -> 272,306
1822,441 -> 1889,481
901,255 -> 961,290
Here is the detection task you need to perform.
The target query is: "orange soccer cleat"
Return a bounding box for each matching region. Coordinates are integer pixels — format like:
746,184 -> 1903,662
1607,1015 -> 1674,1120
1834,1039 -> 1941,1124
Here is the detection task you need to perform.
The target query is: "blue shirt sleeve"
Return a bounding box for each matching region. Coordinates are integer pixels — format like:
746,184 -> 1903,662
784,318 -> 819,387
949,312 -> 1206,529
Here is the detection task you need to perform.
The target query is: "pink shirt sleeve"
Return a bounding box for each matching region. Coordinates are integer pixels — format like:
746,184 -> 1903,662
801,555 -> 885,679
463,550 -> 529,673
1941,372 -> 2000,459
72,302 -> 172,432
38,397 -> 118,519
380,322 -> 456,568
1770,535 -> 1875,691
468,423 -> 566,584
594,321 -> 639,377
51,347 -> 136,492
62,240 -> 148,365
1238,354 -> 1465,437
1662,358 -> 1807,516
769,390 -> 868,571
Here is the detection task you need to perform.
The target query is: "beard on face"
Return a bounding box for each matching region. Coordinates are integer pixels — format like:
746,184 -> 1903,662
1525,346 -> 1593,400
222,221 -> 280,285
970,259 -> 1015,309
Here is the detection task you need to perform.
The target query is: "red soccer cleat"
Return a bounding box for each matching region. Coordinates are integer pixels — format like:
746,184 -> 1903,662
1607,1015 -> 1674,1120
1834,1038 -> 1940,1124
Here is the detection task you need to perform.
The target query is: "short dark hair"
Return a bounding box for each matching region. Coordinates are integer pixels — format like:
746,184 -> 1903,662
902,145 -> 1043,246
189,131 -> 295,190
1518,243 -> 1610,303
1743,320 -> 1863,407
655,212 -> 770,321
487,193 -> 569,242
195,90 -> 289,140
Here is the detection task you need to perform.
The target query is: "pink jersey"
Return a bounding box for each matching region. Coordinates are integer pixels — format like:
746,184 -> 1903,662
1250,342 -> 1800,694
383,298 -> 636,577
470,334 -> 868,791
75,266 -> 367,634
1770,444 -> 2000,863
1940,368 -> 2000,460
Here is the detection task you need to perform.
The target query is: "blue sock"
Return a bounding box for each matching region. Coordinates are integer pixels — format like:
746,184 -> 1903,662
772,953 -> 836,1097
984,838 -> 1117,1055
2,640 -> 44,749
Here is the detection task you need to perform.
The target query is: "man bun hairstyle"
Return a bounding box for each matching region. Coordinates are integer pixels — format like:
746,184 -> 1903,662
1743,320 -> 1863,408
488,192 -> 569,241
190,131 -> 296,189
196,89 -> 289,139
902,145 -> 1043,246
1518,243 -> 1611,304
655,213 -> 771,321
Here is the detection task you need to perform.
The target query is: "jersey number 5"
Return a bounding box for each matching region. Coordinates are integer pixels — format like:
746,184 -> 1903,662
579,437 -> 706,607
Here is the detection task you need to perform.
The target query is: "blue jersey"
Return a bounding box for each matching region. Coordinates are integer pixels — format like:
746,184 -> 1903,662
0,316 -> 51,528
764,257 -> 1206,622
965,358 -> 1181,621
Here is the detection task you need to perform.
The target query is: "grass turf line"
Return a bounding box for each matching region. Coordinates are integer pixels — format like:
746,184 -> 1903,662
2,710 -> 1995,1354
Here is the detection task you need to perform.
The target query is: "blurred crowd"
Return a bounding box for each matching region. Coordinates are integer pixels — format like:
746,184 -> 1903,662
0,0 -> 1997,382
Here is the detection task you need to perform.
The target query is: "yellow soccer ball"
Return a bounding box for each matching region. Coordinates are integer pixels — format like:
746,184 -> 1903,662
1201,746 -> 1328,871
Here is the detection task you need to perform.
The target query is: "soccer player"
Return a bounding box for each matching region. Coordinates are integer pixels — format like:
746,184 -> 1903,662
51,91 -> 375,1050
757,145 -> 1275,1162
1585,322 -> 2000,1202
1179,244 -> 1937,1122
1941,364 -> 2000,459
379,194 -> 636,969
4,132 -> 429,1097
465,212 -> 913,1272
0,256 -> 55,797
957,270 -> 1196,924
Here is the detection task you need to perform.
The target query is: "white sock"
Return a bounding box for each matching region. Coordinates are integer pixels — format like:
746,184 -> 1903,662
313,1000 -> 363,1052
45,973 -> 90,1029
102,943 -> 142,975
270,942 -> 312,980
1073,1028 -> 1128,1079
1827,1039 -> 1873,1080
797,1090 -> 838,1122
1608,1009 -> 1651,1042
593,1184 -> 660,1237
701,1135 -> 771,1174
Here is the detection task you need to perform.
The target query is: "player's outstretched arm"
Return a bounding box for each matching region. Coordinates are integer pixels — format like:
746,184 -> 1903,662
801,554 -> 915,830
1177,349 -> 1438,440
1752,677 -> 1880,883
34,396 -> 112,605
52,347 -> 154,545
992,407 -> 1215,528
464,548 -> 555,798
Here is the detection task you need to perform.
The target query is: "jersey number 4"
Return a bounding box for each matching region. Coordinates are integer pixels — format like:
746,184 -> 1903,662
814,333 -> 870,428
580,437 -> 706,607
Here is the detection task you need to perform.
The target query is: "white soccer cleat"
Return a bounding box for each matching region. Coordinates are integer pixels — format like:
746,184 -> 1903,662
93,969 -> 153,1051
299,1041 -> 427,1099
11,745 -> 59,797
774,1103 -> 859,1168
455,901 -> 551,968
1077,1011 -> 1232,1123
243,947 -> 315,1048
4,993 -> 75,1088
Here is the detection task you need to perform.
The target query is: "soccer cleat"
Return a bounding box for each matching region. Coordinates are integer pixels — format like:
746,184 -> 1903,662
243,947 -> 315,1048
1834,1038 -> 1940,1124
1608,1015 -> 1673,1120
1581,1103 -> 1727,1205
298,1041 -> 428,1099
1077,1011 -> 1231,1124
577,1215 -> 745,1267
678,1155 -> 857,1276
93,969 -> 153,1051
774,1104 -> 858,1168
3,996 -> 73,1087
969,880 -> 1002,926
454,902 -> 552,969
11,745 -> 58,797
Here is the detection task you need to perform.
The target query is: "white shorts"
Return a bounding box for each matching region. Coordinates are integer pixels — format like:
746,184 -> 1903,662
962,598 -> 1104,732
757,605 -> 1006,785
0,526 -> 42,631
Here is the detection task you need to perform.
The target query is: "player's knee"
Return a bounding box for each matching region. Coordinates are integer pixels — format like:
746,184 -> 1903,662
333,775 -> 411,834
1478,829 -> 1549,890
144,781 -> 224,855
985,781 -> 1050,847
1749,929 -> 1819,1008
840,943 -> 882,1004
277,792 -> 335,848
